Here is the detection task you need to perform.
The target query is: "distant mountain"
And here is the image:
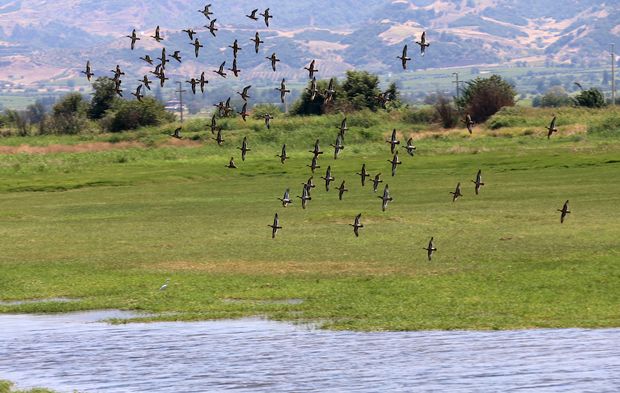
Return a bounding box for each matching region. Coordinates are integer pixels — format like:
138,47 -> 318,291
0,0 -> 618,85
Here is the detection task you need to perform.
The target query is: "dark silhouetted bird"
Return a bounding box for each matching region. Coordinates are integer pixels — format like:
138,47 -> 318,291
378,184 -> 393,211
171,51 -> 182,63
140,75 -> 152,90
337,118 -> 348,138
309,139 -> 323,157
276,78 -> 290,103
546,115 -> 558,139
186,78 -> 198,94
388,153 -> 402,177
324,78 -> 336,102
238,103 -> 249,121
357,164 -> 371,186
303,176 -> 316,195
139,55 -> 153,65
246,9 -> 259,20
157,71 -> 169,87
307,155 -> 320,173
386,129 -> 400,153
321,166 -> 335,191
191,38 -> 203,58
297,185 -> 312,209
151,26 -> 164,42
199,4 -> 213,19
251,32 -> 264,53
268,213 -> 282,238
405,137 -> 416,156
464,114 -> 475,134
131,84 -> 144,101
416,31 -> 430,56
372,173 -> 383,192
237,136 -> 250,161
127,29 -> 140,50
472,170 -> 484,195
278,189 -> 293,207
229,39 -> 242,58
228,58 -> 241,77
304,60 -> 318,79
213,128 -> 224,145
111,64 -> 125,80
170,127 -> 182,139
264,113 -> 273,129
157,48 -> 168,66
182,28 -> 196,41
226,157 -> 237,169
199,72 -> 208,93
207,19 -> 218,37
397,44 -> 411,69
224,98 -> 234,116
277,144 -> 288,164
423,237 -> 437,261
330,134 -> 344,159
209,114 -> 218,134
81,60 -> 94,81
350,213 -> 363,237
260,8 -> 273,27
237,85 -> 251,101
266,53 -> 280,72
337,181 -> 349,200
558,200 -> 570,223
450,182 -> 462,202
308,77 -> 319,101
214,61 -> 227,78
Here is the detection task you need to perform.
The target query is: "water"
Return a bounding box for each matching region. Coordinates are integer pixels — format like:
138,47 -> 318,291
1,311 -> 619,392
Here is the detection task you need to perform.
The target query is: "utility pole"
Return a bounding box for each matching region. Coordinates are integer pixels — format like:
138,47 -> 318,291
176,81 -> 187,123
452,72 -> 465,101
612,43 -> 616,106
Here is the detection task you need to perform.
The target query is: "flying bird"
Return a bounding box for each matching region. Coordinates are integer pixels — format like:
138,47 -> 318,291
199,3 -> 214,19
81,60 -> 94,81
214,61 -> 227,78
558,200 -> 571,223
182,28 -> 197,41
264,113 -> 273,129
337,181 -> 349,201
276,79 -> 290,103
304,60 -> 318,79
324,78 -> 336,102
170,127 -> 182,139
260,8 -> 273,27
372,173 -> 383,192
151,26 -> 164,42
405,137 -> 416,156
199,72 -> 208,93
546,115 -> 558,139
191,38 -> 203,58
471,170 -> 485,195
450,182 -> 463,202
246,9 -> 259,21
209,114 -> 218,134
131,84 -> 144,101
268,213 -> 282,238
309,139 -> 323,157
229,39 -> 242,58
127,29 -> 140,50
423,237 -> 437,261
250,32 -> 264,53
337,118 -> 348,138
277,144 -> 288,164
139,55 -> 154,65
321,166 -> 335,191
386,129 -> 400,153
266,53 -> 280,72
226,157 -> 237,169
159,278 -> 170,291
308,77 -> 319,101
171,51 -> 182,63
464,114 -> 475,134
297,185 -> 312,209
330,134 -> 344,159
207,19 -> 218,37
357,164 -> 370,186
139,75 -> 152,90
238,102 -> 249,121
228,58 -> 241,77
415,31 -> 430,56
213,128 -> 225,145
278,189 -> 293,207
388,152 -> 402,177
186,78 -> 198,94
378,184 -> 393,211
307,155 -> 320,173
397,44 -> 411,69
237,136 -> 250,161
237,85 -> 252,101
350,214 -> 363,237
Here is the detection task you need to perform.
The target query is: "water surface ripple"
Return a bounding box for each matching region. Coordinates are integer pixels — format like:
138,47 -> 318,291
1,311 -> 619,392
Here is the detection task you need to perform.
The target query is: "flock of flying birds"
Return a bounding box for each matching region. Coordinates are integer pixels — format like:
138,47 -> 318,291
80,4 -> 571,263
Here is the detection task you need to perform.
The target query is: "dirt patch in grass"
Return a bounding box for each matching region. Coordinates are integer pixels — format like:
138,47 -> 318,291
0,139 -> 202,155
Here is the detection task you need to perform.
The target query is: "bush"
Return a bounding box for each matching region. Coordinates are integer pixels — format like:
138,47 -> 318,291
341,70 -> 381,112
588,114 -> 620,137
540,86 -> 573,108
89,77 -> 119,119
434,96 -> 460,128
456,74 -> 516,123
290,78 -> 343,116
251,103 -> 283,120
105,97 -> 175,132
574,88 -> 605,108
403,107 -> 436,124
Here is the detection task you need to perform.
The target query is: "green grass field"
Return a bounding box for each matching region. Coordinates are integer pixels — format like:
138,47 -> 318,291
0,108 -> 619,331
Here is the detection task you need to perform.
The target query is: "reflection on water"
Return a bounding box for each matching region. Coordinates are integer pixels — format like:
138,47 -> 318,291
1,311 -> 619,392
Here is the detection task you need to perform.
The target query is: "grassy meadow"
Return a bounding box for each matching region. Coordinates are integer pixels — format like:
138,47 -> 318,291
0,107 -> 619,331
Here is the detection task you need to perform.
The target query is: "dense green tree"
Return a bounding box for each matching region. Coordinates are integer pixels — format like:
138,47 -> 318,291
341,70 -> 381,111
106,97 -> 175,132
455,74 -> 516,123
540,86 -> 573,108
290,78 -> 343,115
89,77 -> 118,119
574,88 -> 605,108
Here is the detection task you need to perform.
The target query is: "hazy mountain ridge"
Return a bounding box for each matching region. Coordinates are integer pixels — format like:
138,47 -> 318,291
0,0 -> 618,85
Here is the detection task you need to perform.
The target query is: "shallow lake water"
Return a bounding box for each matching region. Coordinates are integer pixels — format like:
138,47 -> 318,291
1,311 -> 619,392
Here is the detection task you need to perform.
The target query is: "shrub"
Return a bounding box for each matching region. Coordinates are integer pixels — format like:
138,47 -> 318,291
251,103 -> 283,120
341,70 -> 381,112
105,98 -> 175,132
403,107 -> 436,124
540,86 -> 573,108
588,114 -> 620,137
574,88 -> 605,108
434,96 -> 460,128
456,74 -> 516,123
89,77 -> 119,119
